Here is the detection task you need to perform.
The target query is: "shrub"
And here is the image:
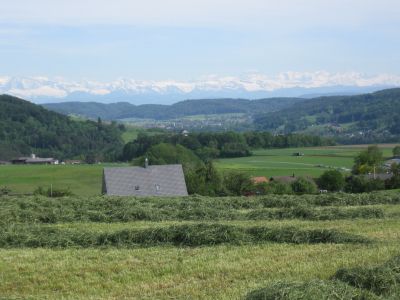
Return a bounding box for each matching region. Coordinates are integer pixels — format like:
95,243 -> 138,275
291,177 -> 318,195
318,170 -> 345,192
0,186 -> 11,195
223,171 -> 254,196
344,176 -> 385,193
33,186 -> 73,197
264,181 -> 293,195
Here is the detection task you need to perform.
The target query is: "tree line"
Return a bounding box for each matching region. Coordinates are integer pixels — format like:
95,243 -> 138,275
122,131 -> 335,162
0,95 -> 125,161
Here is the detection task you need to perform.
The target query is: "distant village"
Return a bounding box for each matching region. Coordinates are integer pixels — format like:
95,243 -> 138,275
0,154 -> 82,166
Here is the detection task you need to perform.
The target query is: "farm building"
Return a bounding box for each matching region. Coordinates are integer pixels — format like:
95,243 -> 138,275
270,175 -> 298,184
365,173 -> 393,181
12,154 -> 59,165
102,162 -> 188,196
251,176 -> 269,184
384,158 -> 400,168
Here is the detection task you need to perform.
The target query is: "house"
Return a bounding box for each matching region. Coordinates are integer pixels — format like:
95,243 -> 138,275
64,160 -> 82,165
270,175 -> 298,184
12,154 -> 59,165
365,173 -> 393,181
384,158 -> 400,168
251,176 -> 269,184
102,161 -> 188,196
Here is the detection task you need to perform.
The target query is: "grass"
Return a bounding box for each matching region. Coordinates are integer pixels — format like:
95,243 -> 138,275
215,144 -> 395,178
0,191 -> 399,298
0,223 -> 370,248
246,255 -> 400,299
1,144 -> 396,196
0,163 -> 127,196
1,191 -> 399,223
245,280 -> 378,299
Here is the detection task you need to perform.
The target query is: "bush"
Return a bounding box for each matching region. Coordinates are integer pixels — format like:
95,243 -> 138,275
264,181 -> 293,195
223,171 -> 254,196
318,170 -> 345,192
345,176 -> 385,193
0,186 -> 11,195
291,177 -> 318,195
245,280 -> 379,300
33,186 -> 73,197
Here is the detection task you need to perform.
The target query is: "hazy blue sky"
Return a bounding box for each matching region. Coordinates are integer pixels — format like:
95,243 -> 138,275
1,0 -> 399,81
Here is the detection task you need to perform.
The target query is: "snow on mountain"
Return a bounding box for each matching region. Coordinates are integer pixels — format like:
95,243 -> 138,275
1,72 -> 399,104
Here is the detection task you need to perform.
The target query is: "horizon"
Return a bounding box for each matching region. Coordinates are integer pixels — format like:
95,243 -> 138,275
1,1 -> 400,103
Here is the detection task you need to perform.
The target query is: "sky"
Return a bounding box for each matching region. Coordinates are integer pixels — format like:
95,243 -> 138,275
1,0 -> 400,81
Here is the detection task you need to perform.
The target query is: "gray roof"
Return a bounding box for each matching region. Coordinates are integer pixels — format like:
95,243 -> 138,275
365,173 -> 393,181
25,158 -> 56,163
102,165 -> 188,196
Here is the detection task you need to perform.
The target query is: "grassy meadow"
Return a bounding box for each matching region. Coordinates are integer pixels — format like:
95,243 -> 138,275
0,144 -> 396,196
215,144 -> 396,178
0,164 -> 127,196
0,191 -> 399,299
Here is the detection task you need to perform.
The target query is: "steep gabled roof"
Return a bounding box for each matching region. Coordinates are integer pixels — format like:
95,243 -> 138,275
102,165 -> 188,196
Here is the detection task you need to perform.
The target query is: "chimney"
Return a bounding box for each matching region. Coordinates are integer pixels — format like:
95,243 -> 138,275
144,158 -> 149,168
31,154 -> 36,159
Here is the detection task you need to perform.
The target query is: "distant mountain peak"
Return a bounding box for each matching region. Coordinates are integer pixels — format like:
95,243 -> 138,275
1,72 -> 399,105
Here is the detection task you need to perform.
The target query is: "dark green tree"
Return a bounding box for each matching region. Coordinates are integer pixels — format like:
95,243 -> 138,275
318,170 -> 345,192
393,145 -> 400,157
223,171 -> 253,196
291,177 -> 318,195
352,145 -> 383,174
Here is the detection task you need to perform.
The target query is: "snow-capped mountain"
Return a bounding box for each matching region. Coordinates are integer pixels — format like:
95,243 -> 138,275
1,72 -> 399,104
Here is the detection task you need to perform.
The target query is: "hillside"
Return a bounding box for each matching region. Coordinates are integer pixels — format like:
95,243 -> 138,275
254,88 -> 400,142
42,97 -> 305,120
0,94 -> 124,160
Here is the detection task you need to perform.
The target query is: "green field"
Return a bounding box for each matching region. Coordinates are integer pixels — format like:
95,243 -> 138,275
215,145 -> 395,178
0,164 -> 127,196
0,144 -> 396,196
0,192 -> 399,299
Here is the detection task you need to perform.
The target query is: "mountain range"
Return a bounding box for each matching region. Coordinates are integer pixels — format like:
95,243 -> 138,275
42,98 -> 305,120
1,72 -> 398,105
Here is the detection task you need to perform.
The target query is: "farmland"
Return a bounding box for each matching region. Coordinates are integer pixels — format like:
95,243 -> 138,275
0,191 -> 399,299
0,144 -> 396,196
215,144 -> 395,178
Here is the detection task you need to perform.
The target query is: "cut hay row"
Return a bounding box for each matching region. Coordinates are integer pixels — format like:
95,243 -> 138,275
245,280 -> 379,300
0,193 -> 395,224
0,223 -> 369,248
246,255 -> 400,299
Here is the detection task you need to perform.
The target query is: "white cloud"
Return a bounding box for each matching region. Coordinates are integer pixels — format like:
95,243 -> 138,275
2,0 -> 400,29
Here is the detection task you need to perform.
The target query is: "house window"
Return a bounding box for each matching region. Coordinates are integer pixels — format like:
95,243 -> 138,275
155,184 -> 160,191
135,185 -> 140,191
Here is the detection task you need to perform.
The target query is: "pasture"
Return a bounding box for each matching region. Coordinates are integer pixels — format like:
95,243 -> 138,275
215,144 -> 395,178
0,191 -> 399,299
0,144 -> 396,196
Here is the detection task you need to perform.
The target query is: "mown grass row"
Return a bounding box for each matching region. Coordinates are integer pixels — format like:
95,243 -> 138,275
0,223 -> 369,248
246,255 -> 400,299
0,193 -> 396,223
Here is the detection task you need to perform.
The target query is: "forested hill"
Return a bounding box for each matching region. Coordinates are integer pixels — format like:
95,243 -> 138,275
0,94 -> 124,161
254,88 -> 400,142
42,97 -> 305,120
